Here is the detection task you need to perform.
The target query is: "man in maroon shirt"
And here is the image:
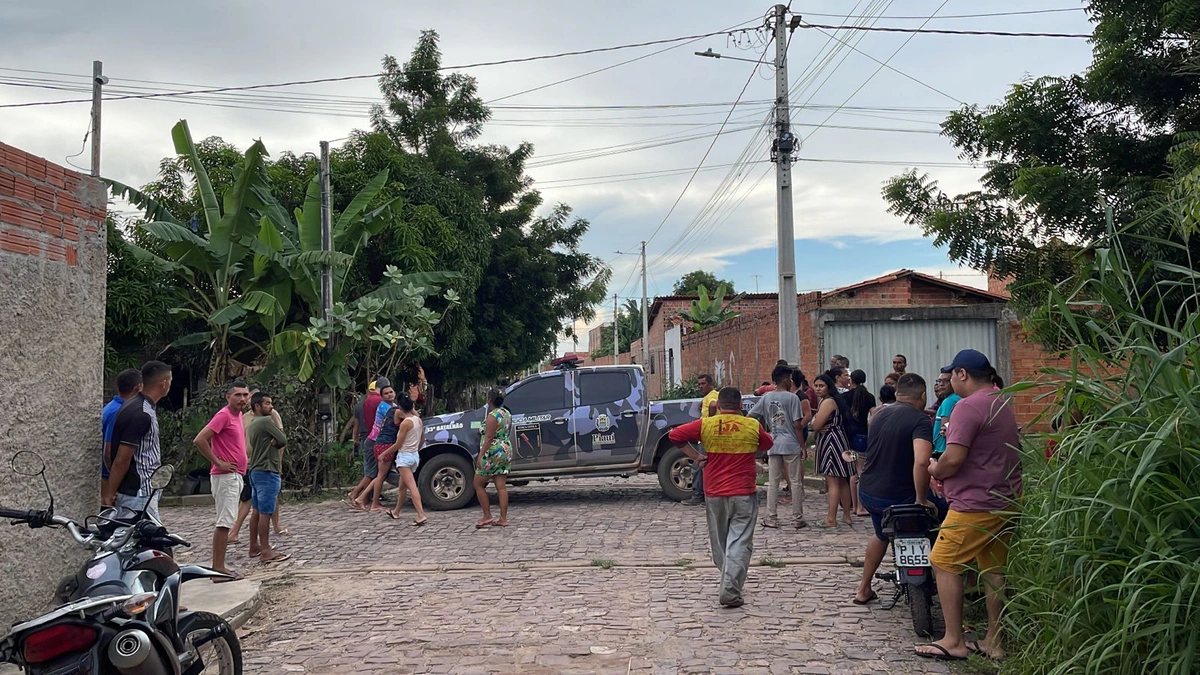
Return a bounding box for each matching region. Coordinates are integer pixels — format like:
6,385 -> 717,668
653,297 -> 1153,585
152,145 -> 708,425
670,387 -> 773,608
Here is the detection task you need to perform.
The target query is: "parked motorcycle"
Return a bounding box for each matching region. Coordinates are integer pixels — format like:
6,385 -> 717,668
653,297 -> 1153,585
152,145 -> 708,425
874,502 -> 940,637
0,451 -> 243,674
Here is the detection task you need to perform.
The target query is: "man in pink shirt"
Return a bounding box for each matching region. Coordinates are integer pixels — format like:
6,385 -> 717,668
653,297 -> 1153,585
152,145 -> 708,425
194,380 -> 251,580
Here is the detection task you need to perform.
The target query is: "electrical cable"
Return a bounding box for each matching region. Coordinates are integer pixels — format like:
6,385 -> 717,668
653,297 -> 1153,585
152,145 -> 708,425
793,7 -> 1085,20
0,27 -> 761,110
797,23 -> 1091,38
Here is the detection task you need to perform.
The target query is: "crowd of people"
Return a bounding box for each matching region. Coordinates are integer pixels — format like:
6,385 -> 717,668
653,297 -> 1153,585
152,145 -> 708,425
675,349 -> 1023,663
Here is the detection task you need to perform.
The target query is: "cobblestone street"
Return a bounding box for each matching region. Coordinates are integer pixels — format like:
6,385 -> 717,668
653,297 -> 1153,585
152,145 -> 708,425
164,476 -> 967,674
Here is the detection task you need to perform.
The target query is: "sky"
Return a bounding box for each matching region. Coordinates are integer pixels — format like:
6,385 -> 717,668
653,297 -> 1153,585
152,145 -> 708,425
0,1 -> 1097,355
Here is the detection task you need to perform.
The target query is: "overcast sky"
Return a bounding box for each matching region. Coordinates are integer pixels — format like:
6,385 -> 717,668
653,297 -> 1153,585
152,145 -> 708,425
0,1 -> 1095,354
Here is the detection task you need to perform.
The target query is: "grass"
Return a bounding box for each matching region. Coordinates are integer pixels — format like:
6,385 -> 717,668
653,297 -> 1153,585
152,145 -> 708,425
590,558 -> 615,570
757,556 -> 786,569
674,557 -> 694,570
997,169 -> 1200,675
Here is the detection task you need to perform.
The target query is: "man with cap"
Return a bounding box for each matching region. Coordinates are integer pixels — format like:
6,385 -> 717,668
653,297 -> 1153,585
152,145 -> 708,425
915,350 -> 1021,662
348,378 -> 389,507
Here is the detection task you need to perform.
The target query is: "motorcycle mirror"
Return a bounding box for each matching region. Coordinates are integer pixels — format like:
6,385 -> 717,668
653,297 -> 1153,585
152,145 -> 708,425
10,451 -> 46,477
148,465 -> 175,491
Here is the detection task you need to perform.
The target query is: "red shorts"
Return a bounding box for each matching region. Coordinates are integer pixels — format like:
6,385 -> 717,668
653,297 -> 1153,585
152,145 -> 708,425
374,443 -> 393,462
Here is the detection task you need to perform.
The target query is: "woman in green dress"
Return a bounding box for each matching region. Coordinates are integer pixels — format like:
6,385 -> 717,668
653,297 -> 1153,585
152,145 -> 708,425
473,390 -> 512,528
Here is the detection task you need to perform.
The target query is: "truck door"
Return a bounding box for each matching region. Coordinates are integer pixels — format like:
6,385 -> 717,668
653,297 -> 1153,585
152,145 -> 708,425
574,369 -> 643,467
505,371 -> 576,471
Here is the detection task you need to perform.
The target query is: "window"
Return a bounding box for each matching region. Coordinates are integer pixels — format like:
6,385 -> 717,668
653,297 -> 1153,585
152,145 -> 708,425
578,371 -> 633,407
505,376 -> 568,414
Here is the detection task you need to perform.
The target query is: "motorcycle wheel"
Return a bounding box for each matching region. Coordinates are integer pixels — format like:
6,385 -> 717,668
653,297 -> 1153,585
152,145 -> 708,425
909,583 -> 935,638
179,611 -> 243,675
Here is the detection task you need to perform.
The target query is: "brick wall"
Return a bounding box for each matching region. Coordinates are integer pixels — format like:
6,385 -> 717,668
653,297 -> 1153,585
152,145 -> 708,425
679,311 -> 777,392
1005,320 -> 1070,430
0,142 -> 107,628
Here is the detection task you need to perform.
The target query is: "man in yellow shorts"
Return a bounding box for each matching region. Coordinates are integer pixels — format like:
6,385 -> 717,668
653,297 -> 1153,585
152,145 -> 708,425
916,350 -> 1022,662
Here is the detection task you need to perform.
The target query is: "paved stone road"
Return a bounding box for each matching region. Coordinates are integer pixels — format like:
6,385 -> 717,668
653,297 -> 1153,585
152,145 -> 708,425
163,476 -> 973,674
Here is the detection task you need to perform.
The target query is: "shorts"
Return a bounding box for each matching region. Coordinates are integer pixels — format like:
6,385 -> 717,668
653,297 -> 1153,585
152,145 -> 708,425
362,439 -> 379,478
211,473 -> 243,529
249,470 -> 281,515
115,492 -> 161,522
239,478 -> 253,503
394,451 -> 419,471
930,509 -> 1016,575
859,491 -> 915,543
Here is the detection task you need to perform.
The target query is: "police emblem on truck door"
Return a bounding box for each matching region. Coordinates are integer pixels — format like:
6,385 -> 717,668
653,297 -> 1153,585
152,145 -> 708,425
595,413 -> 612,433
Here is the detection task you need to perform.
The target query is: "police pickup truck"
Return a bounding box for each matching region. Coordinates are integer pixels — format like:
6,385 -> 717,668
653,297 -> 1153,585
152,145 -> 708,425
412,364 -> 754,510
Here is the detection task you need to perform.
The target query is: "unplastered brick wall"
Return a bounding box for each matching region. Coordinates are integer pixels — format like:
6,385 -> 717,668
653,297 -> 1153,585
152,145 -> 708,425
0,143 -> 105,263
680,311 -> 778,392
0,142 -> 107,628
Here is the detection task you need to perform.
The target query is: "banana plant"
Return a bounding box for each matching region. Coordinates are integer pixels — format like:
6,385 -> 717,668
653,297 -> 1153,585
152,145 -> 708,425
678,283 -> 745,330
106,120 -> 289,385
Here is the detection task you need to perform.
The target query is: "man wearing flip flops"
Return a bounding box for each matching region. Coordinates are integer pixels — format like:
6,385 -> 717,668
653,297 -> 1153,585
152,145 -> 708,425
194,380 -> 251,582
246,391 -> 290,565
914,350 -> 1021,662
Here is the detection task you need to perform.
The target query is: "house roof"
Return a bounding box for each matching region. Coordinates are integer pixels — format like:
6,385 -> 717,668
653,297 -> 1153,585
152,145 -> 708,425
646,292 -> 778,330
828,269 -> 1009,302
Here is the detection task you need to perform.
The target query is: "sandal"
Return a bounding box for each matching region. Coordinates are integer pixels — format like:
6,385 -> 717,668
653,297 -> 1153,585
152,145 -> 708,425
914,644 -> 966,661
412,518 -> 428,527
260,553 -> 290,565
852,590 -> 878,605
213,570 -> 244,584
490,520 -> 507,527
475,518 -> 493,529
760,518 -> 779,529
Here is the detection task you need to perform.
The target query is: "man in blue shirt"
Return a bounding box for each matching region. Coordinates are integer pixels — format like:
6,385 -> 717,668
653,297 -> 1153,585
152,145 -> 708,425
101,369 -> 143,506
932,370 -> 961,458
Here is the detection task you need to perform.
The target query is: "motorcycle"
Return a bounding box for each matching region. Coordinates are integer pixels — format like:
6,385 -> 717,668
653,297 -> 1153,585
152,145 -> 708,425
0,451 -> 243,674
873,502 -> 940,637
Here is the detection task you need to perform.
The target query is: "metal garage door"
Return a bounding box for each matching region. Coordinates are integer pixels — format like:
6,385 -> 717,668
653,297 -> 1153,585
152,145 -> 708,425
822,320 -> 998,401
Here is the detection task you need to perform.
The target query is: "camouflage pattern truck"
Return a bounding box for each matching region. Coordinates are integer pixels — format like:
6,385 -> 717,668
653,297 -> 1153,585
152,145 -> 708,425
414,364 -> 755,510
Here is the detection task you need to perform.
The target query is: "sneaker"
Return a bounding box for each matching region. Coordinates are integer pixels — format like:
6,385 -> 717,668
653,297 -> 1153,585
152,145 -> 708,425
720,597 -> 745,608
682,496 -> 705,506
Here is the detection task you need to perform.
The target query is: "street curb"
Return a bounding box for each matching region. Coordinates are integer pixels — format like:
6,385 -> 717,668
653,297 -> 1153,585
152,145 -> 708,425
161,486 -> 359,508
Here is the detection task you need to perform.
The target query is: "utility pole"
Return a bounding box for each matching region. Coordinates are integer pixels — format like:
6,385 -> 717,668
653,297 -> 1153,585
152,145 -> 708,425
640,241 -> 650,370
90,61 -> 105,177
771,4 -> 800,366
752,274 -> 761,293
318,141 -> 335,488
612,294 -> 619,362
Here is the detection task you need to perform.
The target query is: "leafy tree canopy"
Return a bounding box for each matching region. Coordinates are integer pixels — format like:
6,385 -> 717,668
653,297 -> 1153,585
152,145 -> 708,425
672,270 -> 734,296
590,299 -> 642,358
882,0 -> 1200,331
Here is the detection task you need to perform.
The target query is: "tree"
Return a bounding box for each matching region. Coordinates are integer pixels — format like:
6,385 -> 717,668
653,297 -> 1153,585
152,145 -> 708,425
678,283 -> 745,330
589,299 -> 642,358
881,0 -> 1200,332
104,219 -> 185,374
672,270 -> 734,296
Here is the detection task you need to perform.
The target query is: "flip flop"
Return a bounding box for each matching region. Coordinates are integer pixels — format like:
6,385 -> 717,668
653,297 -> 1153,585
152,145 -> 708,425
260,553 -> 290,565
967,641 -> 1000,661
914,644 -> 966,661
247,550 -> 261,558
412,518 -> 428,527
388,511 -> 400,520
760,518 -> 779,529
852,590 -> 878,605
476,519 -> 493,529
794,520 -> 809,529
490,520 -> 507,527
276,528 -> 291,536
213,570 -> 244,584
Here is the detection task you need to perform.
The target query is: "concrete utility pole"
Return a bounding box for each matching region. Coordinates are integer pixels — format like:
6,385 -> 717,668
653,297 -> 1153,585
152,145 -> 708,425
90,61 -> 106,177
318,141 -> 335,452
640,241 -> 650,369
771,4 -> 800,366
612,294 -> 619,362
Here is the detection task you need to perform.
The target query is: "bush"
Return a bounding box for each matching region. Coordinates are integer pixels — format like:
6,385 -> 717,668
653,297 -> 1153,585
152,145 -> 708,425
661,376 -> 702,400
1002,178 -> 1200,673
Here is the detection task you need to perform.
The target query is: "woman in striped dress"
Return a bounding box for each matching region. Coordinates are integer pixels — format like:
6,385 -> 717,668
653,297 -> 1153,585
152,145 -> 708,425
810,373 -> 855,528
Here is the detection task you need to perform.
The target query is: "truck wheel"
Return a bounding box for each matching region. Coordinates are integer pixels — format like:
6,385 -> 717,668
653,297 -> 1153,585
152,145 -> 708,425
909,583 -> 935,638
657,446 -> 695,502
418,453 -> 476,511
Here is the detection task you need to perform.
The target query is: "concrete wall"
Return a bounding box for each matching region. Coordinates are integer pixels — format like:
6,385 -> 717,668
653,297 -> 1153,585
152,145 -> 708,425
0,142 -> 107,627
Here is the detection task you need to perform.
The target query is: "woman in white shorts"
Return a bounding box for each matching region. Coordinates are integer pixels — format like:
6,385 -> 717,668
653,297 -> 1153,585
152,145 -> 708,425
377,394 -> 428,526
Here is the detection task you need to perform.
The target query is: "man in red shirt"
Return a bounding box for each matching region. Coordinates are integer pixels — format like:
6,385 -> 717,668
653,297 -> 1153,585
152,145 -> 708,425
669,387 -> 773,608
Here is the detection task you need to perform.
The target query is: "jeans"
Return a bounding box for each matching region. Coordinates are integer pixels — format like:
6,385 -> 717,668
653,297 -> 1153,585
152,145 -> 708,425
705,494 -> 758,604
115,492 -> 161,523
766,454 -> 803,522
692,445 -> 706,498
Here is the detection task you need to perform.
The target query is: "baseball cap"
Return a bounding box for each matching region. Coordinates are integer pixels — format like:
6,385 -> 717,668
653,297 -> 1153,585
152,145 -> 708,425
368,380 -> 377,392
374,376 -> 392,390
941,349 -> 991,374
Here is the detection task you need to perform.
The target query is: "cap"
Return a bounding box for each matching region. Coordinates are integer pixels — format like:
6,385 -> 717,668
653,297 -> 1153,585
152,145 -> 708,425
942,349 -> 992,374
368,380 -> 377,392
375,376 -> 392,389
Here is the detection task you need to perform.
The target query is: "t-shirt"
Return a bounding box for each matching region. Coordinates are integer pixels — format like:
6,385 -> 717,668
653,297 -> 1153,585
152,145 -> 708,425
700,390 -> 719,419
362,393 -> 383,440
101,395 -> 125,445
205,406 -> 247,476
748,391 -> 804,455
109,393 -> 161,498
669,414 -> 772,497
247,414 -> 287,474
369,400 -> 394,441
806,387 -> 818,413
859,404 -> 933,500
242,409 -> 282,446
943,389 -> 1023,512
353,398 -> 367,442
933,394 -> 961,456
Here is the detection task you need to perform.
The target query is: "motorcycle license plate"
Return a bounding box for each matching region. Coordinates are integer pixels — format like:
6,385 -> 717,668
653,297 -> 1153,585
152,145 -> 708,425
896,538 -> 931,567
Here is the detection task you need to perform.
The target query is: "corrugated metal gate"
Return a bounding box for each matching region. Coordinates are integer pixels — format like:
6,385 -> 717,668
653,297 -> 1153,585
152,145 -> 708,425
823,319 -> 998,400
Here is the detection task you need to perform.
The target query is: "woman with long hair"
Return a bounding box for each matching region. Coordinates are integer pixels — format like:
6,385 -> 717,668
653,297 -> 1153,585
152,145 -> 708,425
810,372 -> 855,527
474,390 -> 513,528
844,369 -> 876,517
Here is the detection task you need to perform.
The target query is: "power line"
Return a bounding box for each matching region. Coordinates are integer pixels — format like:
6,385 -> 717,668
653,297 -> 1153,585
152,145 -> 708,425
793,7 -> 1085,20
797,23 -> 1092,38
0,27 -> 760,110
